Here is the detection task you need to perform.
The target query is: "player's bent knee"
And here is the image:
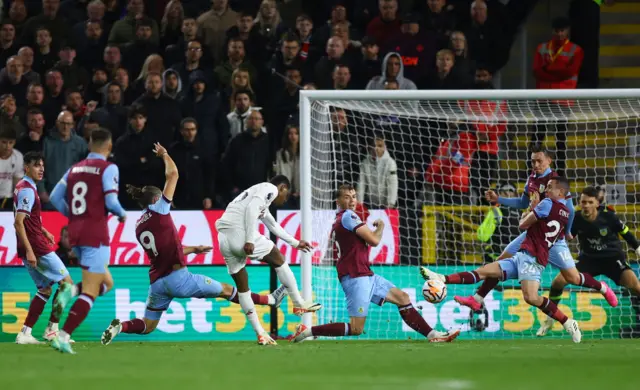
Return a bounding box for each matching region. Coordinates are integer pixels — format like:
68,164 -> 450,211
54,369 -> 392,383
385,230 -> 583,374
142,319 -> 158,334
522,292 -> 541,307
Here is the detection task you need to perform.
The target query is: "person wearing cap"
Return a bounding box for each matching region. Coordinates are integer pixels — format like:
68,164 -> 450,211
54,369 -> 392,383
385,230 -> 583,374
532,16 -> 584,174
353,35 -> 380,89
382,13 -> 437,86
477,183 -> 521,263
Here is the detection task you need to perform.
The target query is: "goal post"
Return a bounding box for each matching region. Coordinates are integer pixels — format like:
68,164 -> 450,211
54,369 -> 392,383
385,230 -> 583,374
299,89 -> 640,338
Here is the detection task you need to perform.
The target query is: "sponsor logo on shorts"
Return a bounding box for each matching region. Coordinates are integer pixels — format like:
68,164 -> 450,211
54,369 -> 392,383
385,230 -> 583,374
205,278 -> 212,285
358,307 -> 364,313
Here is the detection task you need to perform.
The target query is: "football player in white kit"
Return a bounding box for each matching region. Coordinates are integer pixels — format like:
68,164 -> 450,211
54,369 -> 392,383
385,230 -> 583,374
216,175 -> 321,345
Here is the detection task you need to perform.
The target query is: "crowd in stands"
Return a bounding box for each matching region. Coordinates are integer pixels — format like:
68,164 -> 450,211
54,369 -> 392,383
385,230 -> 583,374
0,0 -> 580,214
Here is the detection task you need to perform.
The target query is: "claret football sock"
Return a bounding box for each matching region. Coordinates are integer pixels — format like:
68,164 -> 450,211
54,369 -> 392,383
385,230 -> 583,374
398,304 -> 433,337
445,271 -> 480,284
61,294 -> 94,336
121,318 -> 146,334
24,291 -> 50,329
311,323 -> 351,337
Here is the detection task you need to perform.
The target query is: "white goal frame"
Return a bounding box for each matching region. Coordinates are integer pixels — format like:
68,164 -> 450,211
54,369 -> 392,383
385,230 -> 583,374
298,88 -> 640,329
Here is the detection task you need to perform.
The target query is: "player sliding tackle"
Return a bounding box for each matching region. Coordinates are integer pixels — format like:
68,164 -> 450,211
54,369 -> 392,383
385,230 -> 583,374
537,185 -> 640,336
101,144 -> 287,344
438,147 -> 618,311
422,177 -> 582,342
13,152 -> 76,345
216,175 -> 321,345
291,184 -> 460,343
49,128 -> 128,354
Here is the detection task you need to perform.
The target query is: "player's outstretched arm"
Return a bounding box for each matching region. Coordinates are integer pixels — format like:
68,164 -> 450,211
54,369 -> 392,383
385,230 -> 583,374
519,198 -> 552,230
183,246 -> 213,255
262,210 -> 302,248
153,143 -> 179,201
497,191 -> 529,209
50,170 -> 70,217
609,212 -> 640,254
355,219 -> 385,247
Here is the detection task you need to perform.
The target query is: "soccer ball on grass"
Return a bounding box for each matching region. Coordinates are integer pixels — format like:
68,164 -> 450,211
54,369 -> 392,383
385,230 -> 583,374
422,280 -> 447,303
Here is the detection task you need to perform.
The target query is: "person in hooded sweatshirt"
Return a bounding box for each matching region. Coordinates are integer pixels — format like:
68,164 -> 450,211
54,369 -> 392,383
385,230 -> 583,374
180,70 -> 229,163
365,52 -> 417,90
357,133 -> 398,209
162,69 -> 183,100
93,81 -> 128,140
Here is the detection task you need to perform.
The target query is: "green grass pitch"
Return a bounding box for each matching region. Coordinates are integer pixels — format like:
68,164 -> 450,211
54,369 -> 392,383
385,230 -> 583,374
1,339 -> 638,390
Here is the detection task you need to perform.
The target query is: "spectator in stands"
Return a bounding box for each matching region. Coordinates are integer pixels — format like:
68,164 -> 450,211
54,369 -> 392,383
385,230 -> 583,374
223,67 -> 254,114
7,2 -> 28,38
274,124 -> 300,209
53,45 -> 90,92
56,226 -> 78,267
254,0 -> 285,53
0,21 -> 18,66
85,67 -> 108,102
165,17 -> 200,67
72,0 -> 107,53
170,39 -> 209,88
295,14 -> 317,62
1,94 -> 25,137
0,56 -> 29,106
474,65 -> 493,86
21,0 -> 70,50
314,2 -> 357,50
162,69 -> 183,100
76,21 -> 107,72
43,69 -> 65,123
181,70 -> 229,162
332,63 -> 351,90
532,16 -> 583,175
17,47 -> 39,84
357,133 -> 398,209
314,36 -> 350,89
0,126 -> 23,210
419,0 -> 457,49
221,109 -> 271,197
115,67 -> 137,106
18,82 -> 45,125
132,53 -> 165,96
79,113 -> 101,141
270,67 -> 300,137
16,108 -> 46,154
64,88 -> 87,122
59,0 -> 90,25
268,33 -> 304,91
332,21 -> 362,64
109,0 -> 160,46
197,0 -> 238,64
366,52 -> 417,90
227,89 -> 256,139
123,18 -> 161,78
102,44 -> 121,79
112,105 -> 164,209
464,0 -> 510,74
33,27 -> 57,77
169,117 -> 215,210
450,30 -> 475,82
160,0 -> 185,49
366,0 -> 401,48
423,48 -> 468,89
384,13 -> 437,86
331,107 -> 362,185
352,35 -> 380,89
93,81 -> 128,140
133,71 -> 182,146
214,38 -> 257,90
42,110 -> 88,197
225,10 -> 269,66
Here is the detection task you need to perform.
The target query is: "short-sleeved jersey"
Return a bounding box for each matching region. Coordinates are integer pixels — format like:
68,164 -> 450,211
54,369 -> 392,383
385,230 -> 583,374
332,209 -> 373,280
135,196 -> 185,283
524,169 -> 572,200
572,207 -> 628,261
13,177 -> 51,258
216,182 -> 278,233
521,198 -> 570,266
65,157 -> 118,247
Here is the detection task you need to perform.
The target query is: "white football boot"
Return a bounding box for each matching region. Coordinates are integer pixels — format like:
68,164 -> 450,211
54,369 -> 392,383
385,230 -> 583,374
101,319 -> 122,345
563,319 -> 582,343
16,332 -> 43,345
536,316 -> 555,337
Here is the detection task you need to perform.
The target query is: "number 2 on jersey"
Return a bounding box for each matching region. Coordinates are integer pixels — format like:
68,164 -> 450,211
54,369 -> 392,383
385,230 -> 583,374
544,220 -> 561,248
140,231 -> 158,257
71,181 -> 88,215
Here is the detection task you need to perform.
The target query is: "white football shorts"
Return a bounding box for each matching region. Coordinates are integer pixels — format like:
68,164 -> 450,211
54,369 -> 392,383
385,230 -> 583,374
217,229 -> 275,274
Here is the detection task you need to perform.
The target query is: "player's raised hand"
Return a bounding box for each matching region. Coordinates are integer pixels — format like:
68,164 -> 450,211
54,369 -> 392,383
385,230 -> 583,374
485,190 -> 498,203
244,242 -> 255,255
530,191 -> 540,209
153,143 -> 168,157
194,245 -> 213,254
297,240 -> 313,252
373,219 -> 385,230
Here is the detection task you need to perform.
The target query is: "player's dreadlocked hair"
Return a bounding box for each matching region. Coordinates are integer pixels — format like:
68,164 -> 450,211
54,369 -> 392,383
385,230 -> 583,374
126,185 -> 162,207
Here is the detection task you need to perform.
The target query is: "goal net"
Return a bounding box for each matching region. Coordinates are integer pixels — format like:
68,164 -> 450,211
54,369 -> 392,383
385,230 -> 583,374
300,89 -> 640,340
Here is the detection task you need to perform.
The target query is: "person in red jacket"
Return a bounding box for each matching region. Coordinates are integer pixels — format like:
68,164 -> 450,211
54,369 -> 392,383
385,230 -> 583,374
531,16 -> 583,175
366,0 -> 401,48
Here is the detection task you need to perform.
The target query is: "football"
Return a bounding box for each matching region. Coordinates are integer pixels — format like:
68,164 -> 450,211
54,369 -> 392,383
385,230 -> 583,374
422,280 -> 447,303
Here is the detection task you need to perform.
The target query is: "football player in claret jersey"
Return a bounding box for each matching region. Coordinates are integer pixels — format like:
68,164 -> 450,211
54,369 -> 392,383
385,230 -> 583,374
49,128 -> 127,354
100,144 -> 287,344
13,152 -> 77,345
216,175 -> 321,345
422,177 -> 583,342
537,186 -> 640,336
443,147 -> 617,311
291,184 -> 460,343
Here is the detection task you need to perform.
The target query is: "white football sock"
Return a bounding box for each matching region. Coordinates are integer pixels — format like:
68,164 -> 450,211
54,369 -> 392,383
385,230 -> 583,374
473,294 -> 484,304
48,322 -> 59,331
238,291 -> 265,334
267,295 -> 275,305
59,330 -> 71,343
275,263 -> 304,306
21,325 -> 32,335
